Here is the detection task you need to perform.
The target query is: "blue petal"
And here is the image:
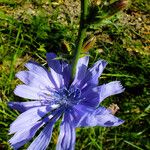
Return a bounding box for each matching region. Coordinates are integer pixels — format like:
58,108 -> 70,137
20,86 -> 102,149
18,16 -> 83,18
46,53 -> 62,74
46,53 -> 71,87
72,56 -> 89,86
25,61 -> 57,88
9,106 -> 54,134
9,121 -> 43,149
16,71 -> 55,89
70,105 -> 94,127
80,81 -> 124,107
99,81 -> 125,103
9,107 -> 63,149
80,85 -> 100,107
8,101 -> 46,112
25,61 -> 49,78
27,121 -> 55,150
14,85 -> 51,100
79,97 -> 100,108
76,107 -> 124,127
46,53 -> 64,88
56,113 -> 76,150
61,61 -> 71,87
79,59 -> 107,88
27,108 -> 62,150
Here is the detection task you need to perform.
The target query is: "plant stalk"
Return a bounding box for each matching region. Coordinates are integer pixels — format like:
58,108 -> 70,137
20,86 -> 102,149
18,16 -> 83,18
71,0 -> 89,80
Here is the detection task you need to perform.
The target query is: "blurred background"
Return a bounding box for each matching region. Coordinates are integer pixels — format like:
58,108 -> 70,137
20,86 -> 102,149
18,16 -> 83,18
0,0 -> 149,149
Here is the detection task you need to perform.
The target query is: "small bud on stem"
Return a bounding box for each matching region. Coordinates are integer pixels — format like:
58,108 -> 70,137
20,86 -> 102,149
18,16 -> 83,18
82,36 -> 96,52
107,0 -> 129,17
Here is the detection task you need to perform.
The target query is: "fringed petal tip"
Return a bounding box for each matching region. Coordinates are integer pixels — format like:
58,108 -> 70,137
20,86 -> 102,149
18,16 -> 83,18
101,59 -> 108,68
8,141 -> 13,149
118,119 -> 125,125
8,102 -> 13,108
74,106 -> 125,128
24,60 -> 39,68
115,81 -> 125,93
14,85 -> 41,100
99,81 -> 125,102
9,124 -> 16,135
46,52 -> 56,59
104,118 -> 125,127
108,81 -> 125,93
14,85 -> 23,98
8,130 -> 13,135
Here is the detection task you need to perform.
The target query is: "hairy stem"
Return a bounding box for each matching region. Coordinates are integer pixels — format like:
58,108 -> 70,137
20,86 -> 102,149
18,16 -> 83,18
71,0 -> 89,80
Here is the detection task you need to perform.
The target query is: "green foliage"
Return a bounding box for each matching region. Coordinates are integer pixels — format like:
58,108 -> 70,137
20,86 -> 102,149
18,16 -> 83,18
0,0 -> 149,149
131,0 -> 150,13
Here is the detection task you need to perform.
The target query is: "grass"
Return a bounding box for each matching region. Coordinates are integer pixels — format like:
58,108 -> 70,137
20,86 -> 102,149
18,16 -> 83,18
0,0 -> 150,149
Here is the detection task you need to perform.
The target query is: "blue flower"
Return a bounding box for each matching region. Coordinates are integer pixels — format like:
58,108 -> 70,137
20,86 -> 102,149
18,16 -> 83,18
8,53 -> 124,150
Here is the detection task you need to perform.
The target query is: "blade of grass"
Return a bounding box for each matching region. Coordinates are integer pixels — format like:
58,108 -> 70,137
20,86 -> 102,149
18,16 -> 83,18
124,140 -> 144,150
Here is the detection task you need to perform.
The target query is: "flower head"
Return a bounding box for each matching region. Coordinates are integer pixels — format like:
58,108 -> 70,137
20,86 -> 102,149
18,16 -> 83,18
9,53 -> 124,150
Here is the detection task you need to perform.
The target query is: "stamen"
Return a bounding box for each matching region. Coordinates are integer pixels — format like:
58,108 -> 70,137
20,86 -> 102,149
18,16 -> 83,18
39,86 -> 83,108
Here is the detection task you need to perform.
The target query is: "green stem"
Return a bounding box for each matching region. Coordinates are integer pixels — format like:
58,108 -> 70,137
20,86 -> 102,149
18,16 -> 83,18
71,0 -> 89,80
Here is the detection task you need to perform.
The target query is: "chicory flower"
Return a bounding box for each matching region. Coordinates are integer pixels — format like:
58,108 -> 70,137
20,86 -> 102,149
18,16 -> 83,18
9,53 -> 124,150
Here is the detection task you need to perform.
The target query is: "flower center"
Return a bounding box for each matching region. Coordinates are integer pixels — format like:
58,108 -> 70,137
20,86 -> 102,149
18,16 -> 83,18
53,87 -> 82,107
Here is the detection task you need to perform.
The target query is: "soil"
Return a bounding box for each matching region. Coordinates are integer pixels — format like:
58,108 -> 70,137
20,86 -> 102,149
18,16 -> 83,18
0,0 -> 149,55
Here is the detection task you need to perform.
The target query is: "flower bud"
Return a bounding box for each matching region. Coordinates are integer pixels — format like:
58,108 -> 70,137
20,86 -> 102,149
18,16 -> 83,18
82,36 -> 96,52
113,0 -> 129,11
108,0 -> 129,16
